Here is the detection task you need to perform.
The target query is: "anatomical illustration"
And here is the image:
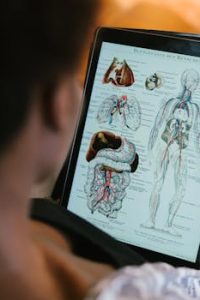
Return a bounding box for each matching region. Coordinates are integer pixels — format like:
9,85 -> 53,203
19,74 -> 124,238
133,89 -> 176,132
97,95 -> 141,130
145,73 -> 163,91
143,69 -> 200,236
84,131 -> 139,218
103,57 -> 135,87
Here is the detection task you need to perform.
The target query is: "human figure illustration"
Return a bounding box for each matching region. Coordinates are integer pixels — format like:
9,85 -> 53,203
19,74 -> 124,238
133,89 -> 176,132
97,95 -> 141,130
143,69 -> 200,236
85,131 -> 139,218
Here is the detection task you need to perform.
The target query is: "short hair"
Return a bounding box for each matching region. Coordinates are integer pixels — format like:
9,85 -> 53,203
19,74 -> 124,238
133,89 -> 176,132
0,0 -> 98,151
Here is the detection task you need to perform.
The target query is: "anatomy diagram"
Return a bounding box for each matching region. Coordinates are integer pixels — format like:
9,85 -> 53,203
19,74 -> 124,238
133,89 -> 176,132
143,69 -> 200,236
103,57 -> 135,87
97,95 -> 141,130
84,131 -> 139,218
145,73 -> 163,91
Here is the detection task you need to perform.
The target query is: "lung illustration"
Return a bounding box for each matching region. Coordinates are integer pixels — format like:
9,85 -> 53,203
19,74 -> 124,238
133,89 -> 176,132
97,95 -> 141,130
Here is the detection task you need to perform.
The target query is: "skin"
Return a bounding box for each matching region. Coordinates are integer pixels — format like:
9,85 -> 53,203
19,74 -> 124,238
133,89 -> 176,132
0,75 -> 113,300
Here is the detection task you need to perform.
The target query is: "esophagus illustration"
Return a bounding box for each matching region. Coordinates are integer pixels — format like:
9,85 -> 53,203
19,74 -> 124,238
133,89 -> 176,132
97,95 -> 141,130
103,57 -> 135,87
143,69 -> 200,236
84,131 -> 139,218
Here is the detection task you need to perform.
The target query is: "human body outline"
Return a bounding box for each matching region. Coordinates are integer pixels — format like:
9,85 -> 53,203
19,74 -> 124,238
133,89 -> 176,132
143,69 -> 200,236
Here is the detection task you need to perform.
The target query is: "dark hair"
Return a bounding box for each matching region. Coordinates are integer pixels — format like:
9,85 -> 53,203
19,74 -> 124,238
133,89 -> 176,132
0,0 -> 98,150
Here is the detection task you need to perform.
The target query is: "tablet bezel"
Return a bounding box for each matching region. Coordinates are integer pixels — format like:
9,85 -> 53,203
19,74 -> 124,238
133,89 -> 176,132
61,27 -> 200,269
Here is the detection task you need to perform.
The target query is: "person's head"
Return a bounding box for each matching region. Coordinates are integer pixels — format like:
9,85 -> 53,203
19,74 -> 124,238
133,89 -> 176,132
0,0 -> 99,185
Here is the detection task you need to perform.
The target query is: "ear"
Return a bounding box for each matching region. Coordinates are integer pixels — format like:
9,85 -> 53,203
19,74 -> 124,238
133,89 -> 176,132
50,78 -> 70,131
42,77 -> 81,132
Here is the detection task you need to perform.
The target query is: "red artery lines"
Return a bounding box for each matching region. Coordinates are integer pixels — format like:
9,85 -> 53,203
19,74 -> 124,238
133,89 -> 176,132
103,170 -> 112,201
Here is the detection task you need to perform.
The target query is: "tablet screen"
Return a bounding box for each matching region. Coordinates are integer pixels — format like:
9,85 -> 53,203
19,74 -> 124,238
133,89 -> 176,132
67,40 -> 200,263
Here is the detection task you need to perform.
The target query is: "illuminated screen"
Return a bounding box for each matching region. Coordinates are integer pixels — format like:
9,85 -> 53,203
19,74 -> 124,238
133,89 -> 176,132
67,41 -> 200,262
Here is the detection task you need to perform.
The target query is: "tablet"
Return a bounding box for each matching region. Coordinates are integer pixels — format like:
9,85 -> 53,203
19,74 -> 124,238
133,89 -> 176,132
62,28 -> 200,268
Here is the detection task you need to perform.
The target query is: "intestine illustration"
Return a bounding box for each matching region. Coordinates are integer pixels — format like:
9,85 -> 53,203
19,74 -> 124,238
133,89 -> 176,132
97,95 -> 141,130
145,73 -> 163,91
103,57 -> 135,87
84,131 -> 139,218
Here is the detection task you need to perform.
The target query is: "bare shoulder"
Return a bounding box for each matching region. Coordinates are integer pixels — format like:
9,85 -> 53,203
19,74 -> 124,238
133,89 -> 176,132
29,220 -> 113,300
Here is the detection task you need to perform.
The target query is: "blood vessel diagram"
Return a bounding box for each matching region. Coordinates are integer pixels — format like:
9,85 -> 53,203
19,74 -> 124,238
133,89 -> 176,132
97,95 -> 141,130
145,73 -> 163,91
143,69 -> 200,236
103,57 -> 135,87
84,131 -> 139,218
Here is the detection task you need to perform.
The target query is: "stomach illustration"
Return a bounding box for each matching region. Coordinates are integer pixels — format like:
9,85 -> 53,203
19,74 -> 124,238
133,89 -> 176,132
84,131 -> 138,218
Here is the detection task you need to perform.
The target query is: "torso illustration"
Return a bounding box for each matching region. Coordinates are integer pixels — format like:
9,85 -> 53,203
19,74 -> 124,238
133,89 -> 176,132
103,58 -> 135,87
161,104 -> 192,150
84,132 -> 139,218
97,95 -> 141,130
143,69 -> 200,236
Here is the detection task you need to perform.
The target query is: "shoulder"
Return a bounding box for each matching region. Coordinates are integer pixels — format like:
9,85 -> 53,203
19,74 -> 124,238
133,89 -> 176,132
30,219 -> 113,300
